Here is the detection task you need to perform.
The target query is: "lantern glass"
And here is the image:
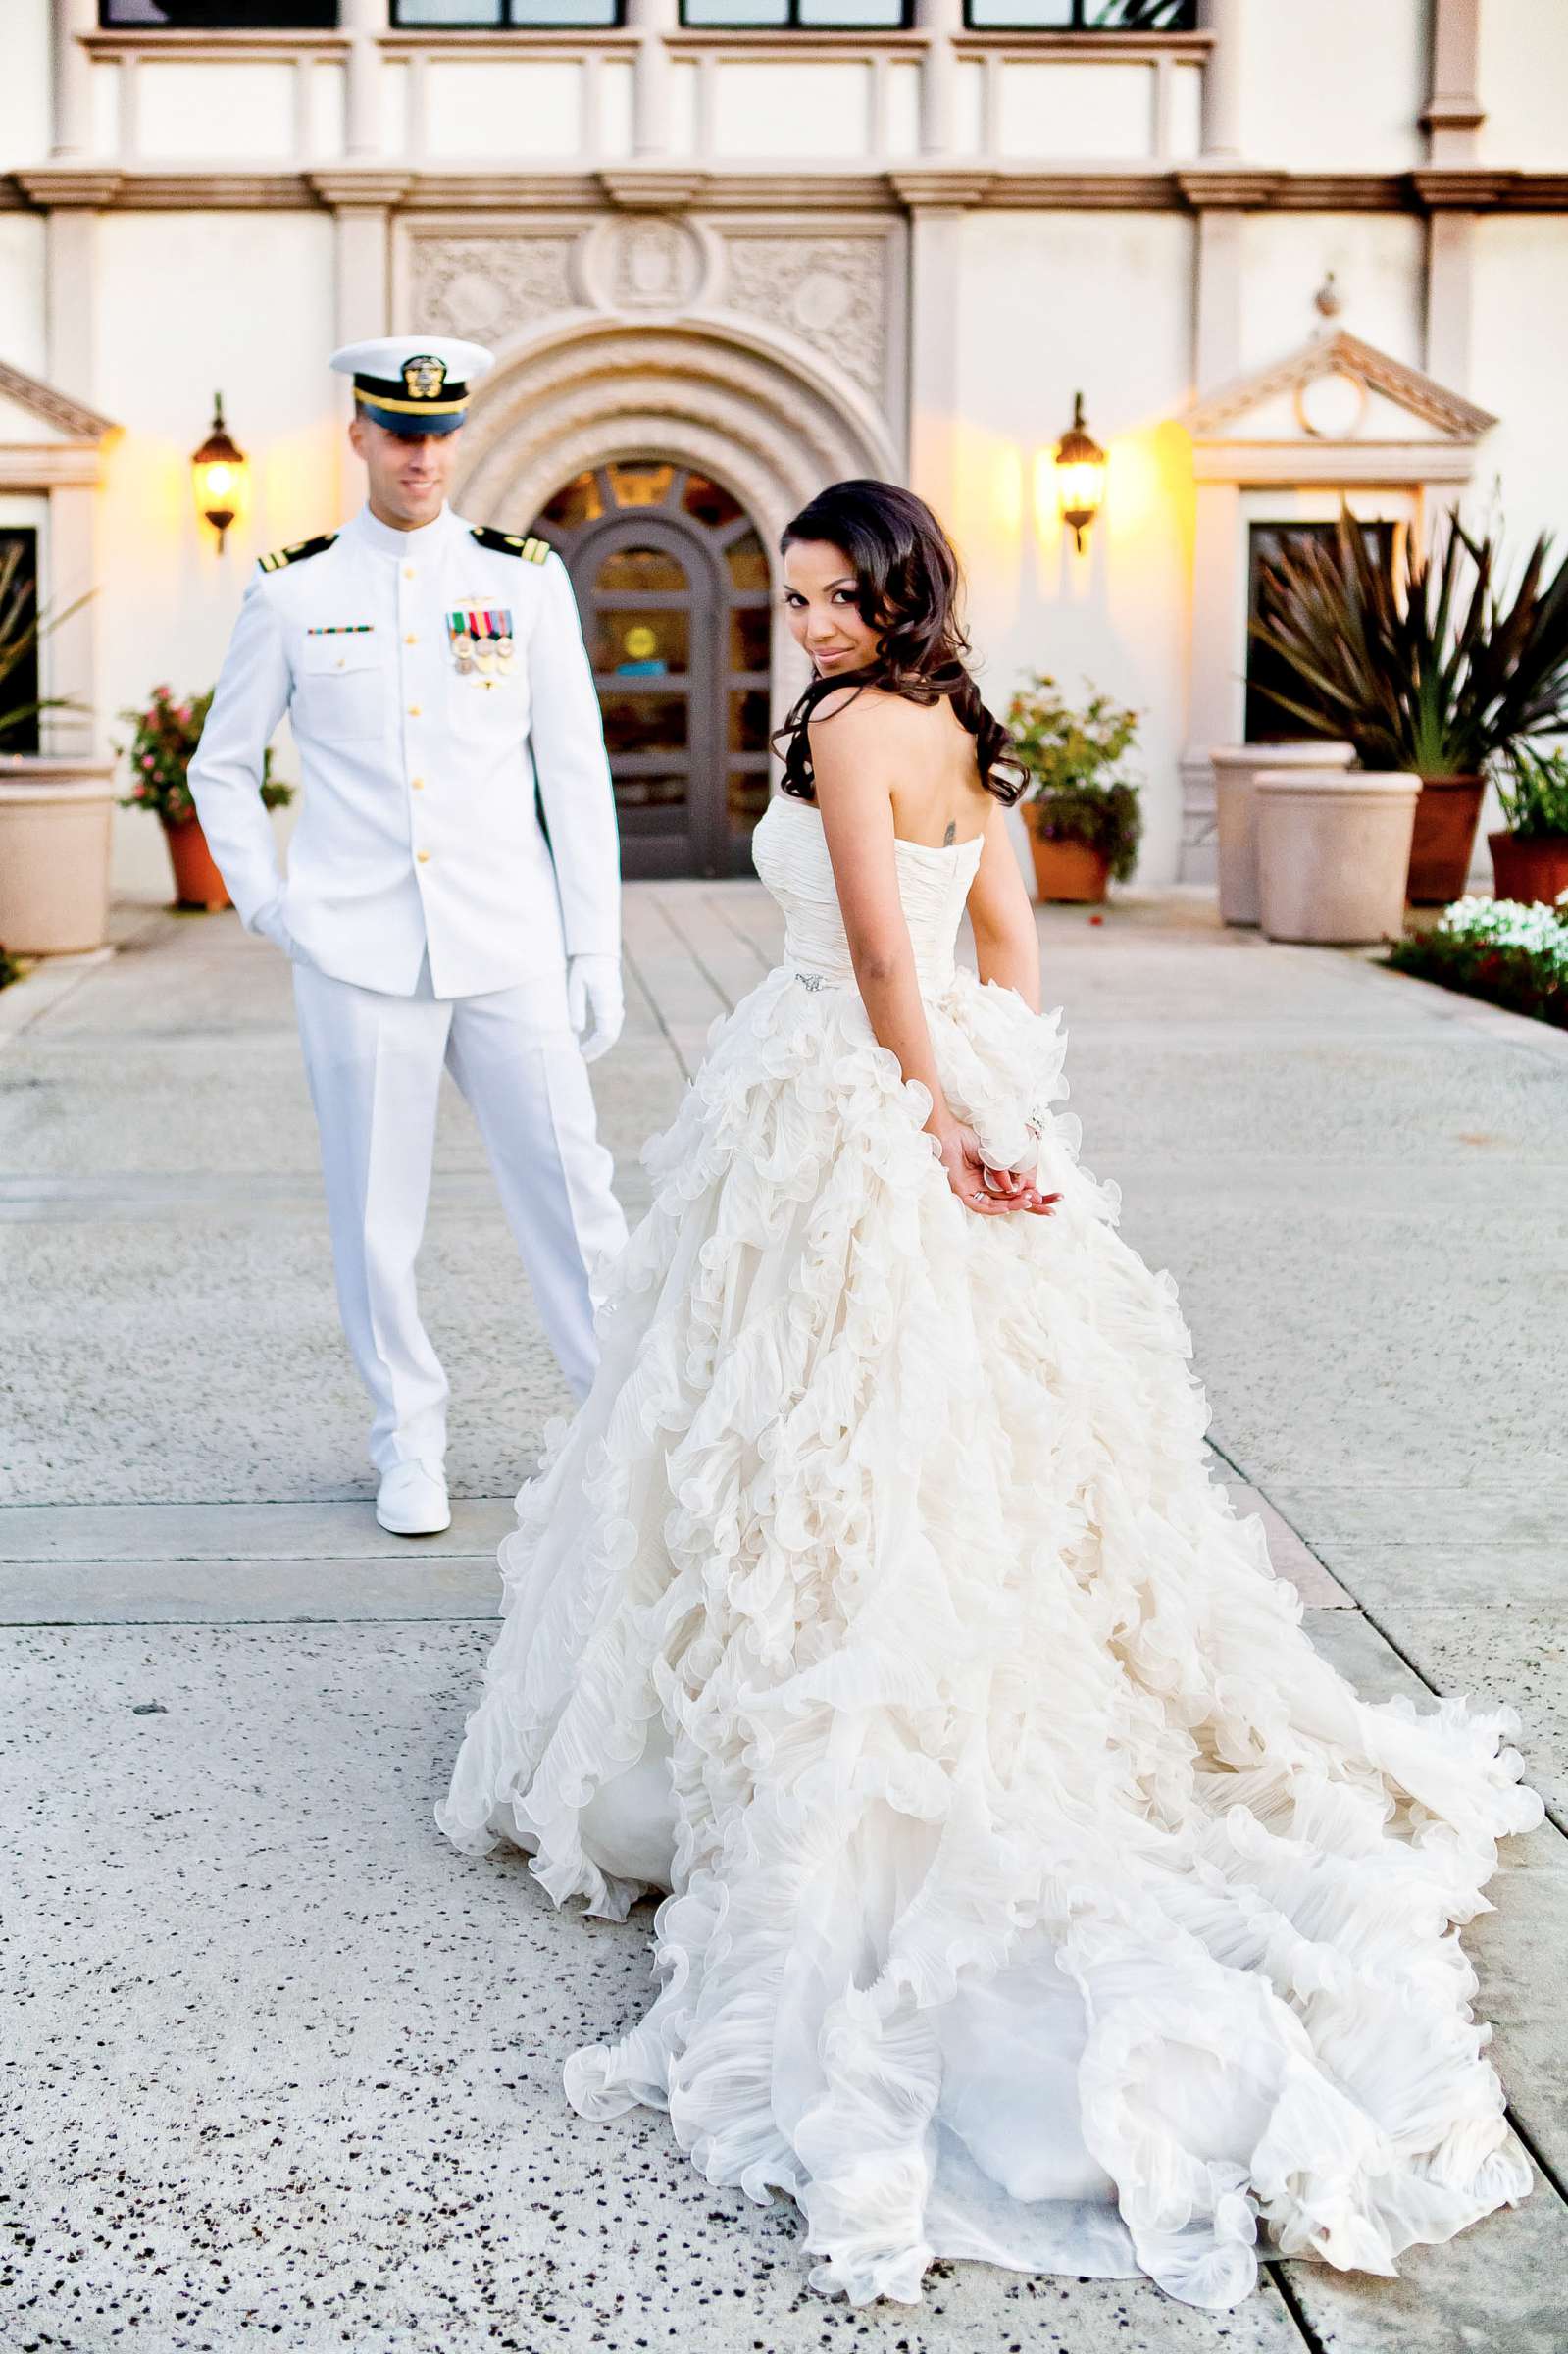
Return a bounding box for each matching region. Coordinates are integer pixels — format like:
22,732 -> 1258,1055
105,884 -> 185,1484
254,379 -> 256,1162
1053,391 -> 1106,552
192,394 -> 247,552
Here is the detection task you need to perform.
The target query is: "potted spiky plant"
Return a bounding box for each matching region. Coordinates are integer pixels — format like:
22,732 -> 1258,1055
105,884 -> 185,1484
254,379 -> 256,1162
0,540 -> 110,959
1007,673 -> 1143,905
1490,742 -> 1568,906
1246,510 -> 1568,903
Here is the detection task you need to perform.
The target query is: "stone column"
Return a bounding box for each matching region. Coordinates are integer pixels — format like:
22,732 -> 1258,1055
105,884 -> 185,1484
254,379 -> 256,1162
915,0 -> 961,159
1419,0 -> 1486,390
50,0 -> 96,161
1196,0 -> 1242,162
341,0 -> 388,162
893,175 -> 986,515
627,0 -> 677,159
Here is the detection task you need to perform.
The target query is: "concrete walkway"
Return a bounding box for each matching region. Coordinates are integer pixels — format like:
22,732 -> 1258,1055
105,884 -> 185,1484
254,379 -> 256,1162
2,882 -> 1565,2354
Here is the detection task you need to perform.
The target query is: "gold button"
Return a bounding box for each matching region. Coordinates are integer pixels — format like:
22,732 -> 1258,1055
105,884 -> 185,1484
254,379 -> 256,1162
417,849 -> 430,864
404,633 -> 418,645
411,777 -> 425,791
408,704 -> 421,717
403,566 -> 415,580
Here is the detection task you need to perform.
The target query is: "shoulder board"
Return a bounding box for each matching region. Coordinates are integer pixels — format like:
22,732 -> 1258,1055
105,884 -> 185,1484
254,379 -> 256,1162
470,526 -> 551,564
258,532 -> 338,574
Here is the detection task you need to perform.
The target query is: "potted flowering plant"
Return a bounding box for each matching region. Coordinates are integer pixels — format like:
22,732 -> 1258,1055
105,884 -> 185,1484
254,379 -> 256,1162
1490,742 -> 1568,906
119,685 -> 291,910
1006,672 -> 1143,904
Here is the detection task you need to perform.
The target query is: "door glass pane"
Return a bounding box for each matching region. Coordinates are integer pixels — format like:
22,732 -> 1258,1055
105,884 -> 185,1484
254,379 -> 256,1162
602,693 -> 689,754
726,531 -> 769,593
609,461 -> 676,509
595,607 -> 689,676
729,605 -> 771,673
729,769 -> 771,827
0,530 -> 40,756
537,470 -> 603,530
596,544 -> 686,594
683,473 -> 743,530
729,689 -> 770,753
616,774 -> 689,810
1245,521 -> 1394,744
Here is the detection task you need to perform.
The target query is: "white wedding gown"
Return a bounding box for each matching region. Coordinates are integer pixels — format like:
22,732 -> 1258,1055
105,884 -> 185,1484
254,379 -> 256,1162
438,790 -> 1543,2310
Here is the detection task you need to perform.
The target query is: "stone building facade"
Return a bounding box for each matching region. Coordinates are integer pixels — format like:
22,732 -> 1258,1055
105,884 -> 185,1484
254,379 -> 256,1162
1,0 -> 1564,895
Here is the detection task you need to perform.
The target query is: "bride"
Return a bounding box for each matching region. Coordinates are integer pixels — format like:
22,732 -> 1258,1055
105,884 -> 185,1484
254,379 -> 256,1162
437,478 -> 1542,2311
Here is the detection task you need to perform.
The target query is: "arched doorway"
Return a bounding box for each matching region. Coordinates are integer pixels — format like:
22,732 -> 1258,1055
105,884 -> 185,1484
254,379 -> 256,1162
531,460 -> 772,881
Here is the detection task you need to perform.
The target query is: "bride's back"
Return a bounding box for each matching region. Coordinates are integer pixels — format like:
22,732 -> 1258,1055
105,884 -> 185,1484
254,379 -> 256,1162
839,685 -> 996,850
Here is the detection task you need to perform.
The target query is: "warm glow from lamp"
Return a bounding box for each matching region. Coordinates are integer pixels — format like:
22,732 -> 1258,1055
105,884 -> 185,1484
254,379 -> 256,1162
1054,390 -> 1107,554
192,393 -> 247,553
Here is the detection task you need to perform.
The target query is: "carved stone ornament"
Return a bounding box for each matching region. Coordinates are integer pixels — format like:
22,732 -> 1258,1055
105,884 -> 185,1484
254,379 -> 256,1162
608,217 -> 706,309
720,235 -> 887,397
407,236 -> 578,346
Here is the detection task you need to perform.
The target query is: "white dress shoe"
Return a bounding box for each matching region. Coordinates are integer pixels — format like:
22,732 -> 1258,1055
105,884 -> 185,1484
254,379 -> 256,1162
376,1458 -> 451,1537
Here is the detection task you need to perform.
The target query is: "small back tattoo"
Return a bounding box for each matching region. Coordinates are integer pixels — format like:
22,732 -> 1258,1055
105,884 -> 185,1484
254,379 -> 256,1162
942,820 -> 956,845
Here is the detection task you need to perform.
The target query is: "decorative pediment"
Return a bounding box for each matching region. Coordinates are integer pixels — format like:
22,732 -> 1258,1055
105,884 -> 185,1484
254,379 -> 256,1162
1177,331 -> 1494,488
0,359 -> 119,446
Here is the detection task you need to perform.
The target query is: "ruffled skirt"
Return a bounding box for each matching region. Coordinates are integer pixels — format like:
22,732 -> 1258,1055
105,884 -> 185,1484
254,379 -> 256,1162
437,961 -> 1543,2310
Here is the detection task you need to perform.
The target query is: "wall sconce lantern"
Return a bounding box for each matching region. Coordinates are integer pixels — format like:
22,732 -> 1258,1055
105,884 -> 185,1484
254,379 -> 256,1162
1054,391 -> 1106,554
192,393 -> 246,553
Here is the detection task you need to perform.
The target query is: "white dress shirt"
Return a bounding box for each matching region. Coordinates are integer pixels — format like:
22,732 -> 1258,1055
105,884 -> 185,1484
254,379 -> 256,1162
188,502 -> 621,999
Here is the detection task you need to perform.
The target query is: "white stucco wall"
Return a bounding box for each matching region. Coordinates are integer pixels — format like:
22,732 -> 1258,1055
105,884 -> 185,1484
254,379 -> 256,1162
1478,0 -> 1568,170
0,0 -> 51,176
1237,214 -> 1428,376
1237,0 -> 1428,170
953,211 -> 1197,887
92,212 -> 338,898
0,215 -> 49,380
1468,215 -> 1568,568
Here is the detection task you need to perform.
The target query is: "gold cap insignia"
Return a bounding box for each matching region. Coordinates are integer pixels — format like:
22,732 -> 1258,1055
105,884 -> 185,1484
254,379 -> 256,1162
402,354 -> 448,401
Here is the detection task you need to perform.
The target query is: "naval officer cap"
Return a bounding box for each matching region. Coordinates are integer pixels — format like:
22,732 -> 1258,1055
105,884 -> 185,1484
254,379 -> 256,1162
329,336 -> 494,437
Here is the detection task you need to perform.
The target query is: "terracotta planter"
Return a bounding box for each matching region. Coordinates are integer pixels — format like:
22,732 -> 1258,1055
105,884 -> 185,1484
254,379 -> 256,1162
163,813 -> 231,911
1488,830 -> 1568,907
1027,833 -> 1111,904
1407,774 -> 1486,905
1211,742 -> 1354,926
1255,768 -> 1421,945
0,756 -> 116,955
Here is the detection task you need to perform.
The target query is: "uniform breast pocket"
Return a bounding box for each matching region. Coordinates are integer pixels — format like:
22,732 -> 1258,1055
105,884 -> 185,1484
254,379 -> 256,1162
295,636 -> 385,744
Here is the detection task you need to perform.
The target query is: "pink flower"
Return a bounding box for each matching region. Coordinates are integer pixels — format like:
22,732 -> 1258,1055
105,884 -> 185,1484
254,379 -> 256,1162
177,704 -> 191,723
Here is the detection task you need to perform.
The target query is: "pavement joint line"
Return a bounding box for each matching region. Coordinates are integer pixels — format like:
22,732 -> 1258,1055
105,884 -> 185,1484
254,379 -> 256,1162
620,931 -> 692,1082
653,888 -> 741,1017
1262,2256 -> 1328,2354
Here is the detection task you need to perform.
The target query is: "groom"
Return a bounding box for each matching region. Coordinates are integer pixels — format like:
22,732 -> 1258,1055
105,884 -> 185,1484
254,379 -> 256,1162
188,334 -> 629,1537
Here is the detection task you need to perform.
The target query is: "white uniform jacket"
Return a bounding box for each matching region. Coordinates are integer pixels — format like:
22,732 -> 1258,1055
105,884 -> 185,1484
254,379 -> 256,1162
187,502 -> 621,999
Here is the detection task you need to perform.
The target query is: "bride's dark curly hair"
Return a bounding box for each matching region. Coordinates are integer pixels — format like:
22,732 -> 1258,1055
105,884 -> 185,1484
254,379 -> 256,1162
772,479 -> 1026,806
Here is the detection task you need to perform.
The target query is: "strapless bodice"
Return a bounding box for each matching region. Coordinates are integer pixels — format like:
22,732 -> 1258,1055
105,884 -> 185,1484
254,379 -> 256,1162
750,792 -> 985,993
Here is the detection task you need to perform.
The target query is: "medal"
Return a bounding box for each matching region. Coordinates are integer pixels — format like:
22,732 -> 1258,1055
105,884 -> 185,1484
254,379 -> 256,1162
450,606 -> 514,680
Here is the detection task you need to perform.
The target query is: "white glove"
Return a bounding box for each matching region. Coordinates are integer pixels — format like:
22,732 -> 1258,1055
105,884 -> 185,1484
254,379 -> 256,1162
250,891 -> 295,956
566,951 -> 624,1063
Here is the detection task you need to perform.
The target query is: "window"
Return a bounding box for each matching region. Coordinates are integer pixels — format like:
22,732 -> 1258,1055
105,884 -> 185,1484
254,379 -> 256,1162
391,0 -> 622,22
0,531 -> 41,759
962,0 -> 1195,30
681,0 -> 909,26
1245,521 -> 1395,745
99,2 -> 337,24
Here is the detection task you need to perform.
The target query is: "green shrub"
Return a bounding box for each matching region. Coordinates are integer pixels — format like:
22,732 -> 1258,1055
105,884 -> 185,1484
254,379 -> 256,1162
1387,894 -> 1568,1028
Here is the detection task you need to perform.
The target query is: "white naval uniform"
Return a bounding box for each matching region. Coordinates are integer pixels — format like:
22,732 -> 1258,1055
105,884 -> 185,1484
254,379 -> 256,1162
188,500 -> 629,1469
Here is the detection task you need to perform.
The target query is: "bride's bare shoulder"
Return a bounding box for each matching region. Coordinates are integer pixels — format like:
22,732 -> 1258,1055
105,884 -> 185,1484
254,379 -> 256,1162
806,681 -> 908,734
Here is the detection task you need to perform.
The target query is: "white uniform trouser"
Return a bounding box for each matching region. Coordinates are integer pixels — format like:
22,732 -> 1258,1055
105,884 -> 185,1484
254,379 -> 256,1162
292,950 -> 628,1473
